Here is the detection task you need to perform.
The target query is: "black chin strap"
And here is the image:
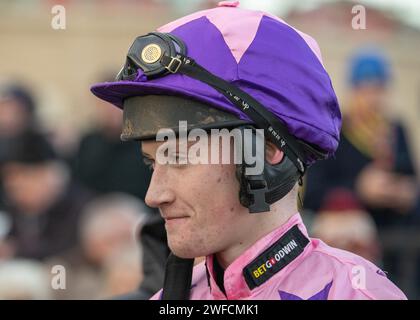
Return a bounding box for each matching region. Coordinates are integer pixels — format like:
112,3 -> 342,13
161,253 -> 194,300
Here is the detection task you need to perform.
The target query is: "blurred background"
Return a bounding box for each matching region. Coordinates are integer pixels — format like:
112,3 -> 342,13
0,0 -> 419,299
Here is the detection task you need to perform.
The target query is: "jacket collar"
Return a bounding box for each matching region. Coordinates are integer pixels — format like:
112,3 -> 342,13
205,212 -> 311,299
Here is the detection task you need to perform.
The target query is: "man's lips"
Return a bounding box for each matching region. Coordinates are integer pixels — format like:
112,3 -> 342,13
164,216 -> 189,221
160,209 -> 190,225
161,212 -> 190,221
163,215 -> 190,228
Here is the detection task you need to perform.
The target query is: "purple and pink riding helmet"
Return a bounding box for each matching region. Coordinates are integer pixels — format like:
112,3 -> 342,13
90,1 -> 342,212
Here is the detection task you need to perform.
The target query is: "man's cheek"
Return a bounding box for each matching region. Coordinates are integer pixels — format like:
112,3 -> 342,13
204,207 -> 231,231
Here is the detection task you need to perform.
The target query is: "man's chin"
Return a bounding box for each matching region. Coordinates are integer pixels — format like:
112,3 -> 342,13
168,242 -> 207,259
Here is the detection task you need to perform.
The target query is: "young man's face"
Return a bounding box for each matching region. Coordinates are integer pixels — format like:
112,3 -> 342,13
141,139 -> 251,259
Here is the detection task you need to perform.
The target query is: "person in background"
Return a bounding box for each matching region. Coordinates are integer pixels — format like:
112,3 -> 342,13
303,46 -> 419,298
49,193 -> 149,299
0,83 -> 40,209
0,82 -> 38,140
304,47 -> 419,228
0,130 -> 92,260
310,188 -> 380,264
100,244 -> 142,298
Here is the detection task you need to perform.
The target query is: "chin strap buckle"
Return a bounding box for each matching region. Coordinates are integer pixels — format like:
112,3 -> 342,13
247,177 -> 270,213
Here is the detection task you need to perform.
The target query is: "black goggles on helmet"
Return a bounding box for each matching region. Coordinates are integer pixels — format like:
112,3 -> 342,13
116,32 -> 328,175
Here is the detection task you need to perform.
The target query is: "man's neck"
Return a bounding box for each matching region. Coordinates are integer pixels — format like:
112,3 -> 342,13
215,207 -> 297,269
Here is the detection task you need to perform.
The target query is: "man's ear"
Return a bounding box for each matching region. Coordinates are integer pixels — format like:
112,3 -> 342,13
265,141 -> 284,165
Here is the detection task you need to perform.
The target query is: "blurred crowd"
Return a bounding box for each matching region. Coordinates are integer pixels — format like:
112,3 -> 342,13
0,76 -> 154,299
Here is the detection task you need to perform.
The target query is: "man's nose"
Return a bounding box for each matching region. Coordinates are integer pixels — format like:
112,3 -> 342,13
145,165 -> 175,208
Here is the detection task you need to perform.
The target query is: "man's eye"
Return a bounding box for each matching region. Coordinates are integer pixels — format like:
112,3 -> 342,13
143,157 -> 155,170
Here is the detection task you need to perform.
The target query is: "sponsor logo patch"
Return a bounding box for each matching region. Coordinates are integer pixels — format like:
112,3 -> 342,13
243,225 -> 309,289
